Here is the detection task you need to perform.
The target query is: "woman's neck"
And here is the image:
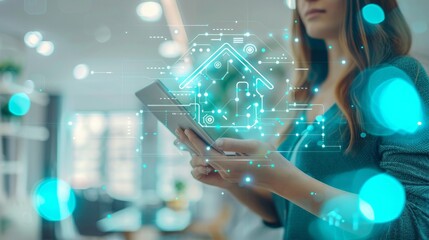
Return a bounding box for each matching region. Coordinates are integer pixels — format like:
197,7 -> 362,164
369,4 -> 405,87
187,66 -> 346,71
324,40 -> 347,84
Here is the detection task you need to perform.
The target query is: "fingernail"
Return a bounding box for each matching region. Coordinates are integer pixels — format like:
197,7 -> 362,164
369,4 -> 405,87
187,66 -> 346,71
197,166 -> 205,174
205,167 -> 212,175
175,129 -> 179,135
184,129 -> 190,136
215,139 -> 224,148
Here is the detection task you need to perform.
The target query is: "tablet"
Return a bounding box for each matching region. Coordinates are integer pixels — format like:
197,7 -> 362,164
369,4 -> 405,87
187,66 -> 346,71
135,80 -> 241,156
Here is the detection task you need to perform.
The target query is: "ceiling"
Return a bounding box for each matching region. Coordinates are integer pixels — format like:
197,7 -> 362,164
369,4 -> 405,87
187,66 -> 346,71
0,0 -> 428,110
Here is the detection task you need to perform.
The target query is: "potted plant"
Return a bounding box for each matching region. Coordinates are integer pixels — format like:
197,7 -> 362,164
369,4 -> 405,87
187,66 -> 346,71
0,61 -> 21,83
0,61 -> 23,120
166,179 -> 189,211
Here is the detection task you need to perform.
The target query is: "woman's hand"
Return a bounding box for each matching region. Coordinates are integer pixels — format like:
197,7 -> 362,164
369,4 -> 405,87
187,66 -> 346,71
176,128 -> 297,191
188,154 -> 238,189
175,128 -> 238,190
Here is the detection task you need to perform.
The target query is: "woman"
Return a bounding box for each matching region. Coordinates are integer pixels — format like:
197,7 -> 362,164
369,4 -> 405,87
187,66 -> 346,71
176,0 -> 429,239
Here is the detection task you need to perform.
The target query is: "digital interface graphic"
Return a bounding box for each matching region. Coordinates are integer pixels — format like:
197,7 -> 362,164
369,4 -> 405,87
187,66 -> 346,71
138,22 -> 338,152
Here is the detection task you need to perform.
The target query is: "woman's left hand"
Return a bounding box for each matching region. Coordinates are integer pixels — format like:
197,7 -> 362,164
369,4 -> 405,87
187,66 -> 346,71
178,128 -> 298,190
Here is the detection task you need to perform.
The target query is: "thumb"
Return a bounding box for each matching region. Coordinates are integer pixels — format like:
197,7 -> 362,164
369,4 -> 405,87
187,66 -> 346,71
215,138 -> 271,155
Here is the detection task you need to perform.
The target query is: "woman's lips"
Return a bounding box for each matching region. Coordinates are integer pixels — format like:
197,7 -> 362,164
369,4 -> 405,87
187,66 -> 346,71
305,9 -> 326,19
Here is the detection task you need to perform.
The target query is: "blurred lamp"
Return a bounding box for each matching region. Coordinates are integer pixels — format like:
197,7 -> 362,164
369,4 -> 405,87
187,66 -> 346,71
159,40 -> 182,58
136,1 -> 163,22
24,31 -> 43,48
73,64 -> 90,80
36,41 -> 55,56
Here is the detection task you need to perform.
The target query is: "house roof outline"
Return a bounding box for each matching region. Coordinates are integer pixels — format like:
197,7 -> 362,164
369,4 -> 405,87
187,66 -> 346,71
179,43 -> 274,90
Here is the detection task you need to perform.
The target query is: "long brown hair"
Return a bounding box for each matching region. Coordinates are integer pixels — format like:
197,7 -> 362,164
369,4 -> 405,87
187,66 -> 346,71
279,0 -> 412,152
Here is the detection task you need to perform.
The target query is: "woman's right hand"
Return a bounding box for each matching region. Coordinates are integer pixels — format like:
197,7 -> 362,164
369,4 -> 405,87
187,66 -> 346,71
189,154 -> 237,190
175,128 -> 237,190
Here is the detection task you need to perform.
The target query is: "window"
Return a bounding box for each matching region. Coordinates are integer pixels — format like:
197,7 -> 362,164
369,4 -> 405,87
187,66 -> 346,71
70,112 -> 141,200
155,122 -> 202,202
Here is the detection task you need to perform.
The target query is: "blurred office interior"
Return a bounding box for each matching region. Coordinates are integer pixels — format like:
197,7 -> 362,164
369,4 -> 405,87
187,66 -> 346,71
0,0 -> 428,239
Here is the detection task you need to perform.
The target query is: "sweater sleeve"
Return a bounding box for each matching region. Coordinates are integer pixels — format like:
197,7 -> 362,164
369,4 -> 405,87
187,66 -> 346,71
376,57 -> 429,239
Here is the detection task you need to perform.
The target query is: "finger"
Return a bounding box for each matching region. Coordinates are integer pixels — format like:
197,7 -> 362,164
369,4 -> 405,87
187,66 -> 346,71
191,168 -> 204,180
175,139 -> 199,156
174,139 -> 190,152
184,129 -> 219,156
197,166 -> 213,175
216,170 -> 235,183
215,138 -> 272,155
208,161 -> 228,175
191,167 -> 212,180
215,168 -> 245,184
180,128 -> 204,156
189,156 -> 208,168
176,128 -> 200,155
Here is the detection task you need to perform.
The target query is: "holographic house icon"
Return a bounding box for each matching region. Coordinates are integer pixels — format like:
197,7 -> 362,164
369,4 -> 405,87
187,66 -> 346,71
179,43 -> 274,129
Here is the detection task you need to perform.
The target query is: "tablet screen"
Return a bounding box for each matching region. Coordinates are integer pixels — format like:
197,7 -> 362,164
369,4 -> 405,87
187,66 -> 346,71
135,80 -> 241,153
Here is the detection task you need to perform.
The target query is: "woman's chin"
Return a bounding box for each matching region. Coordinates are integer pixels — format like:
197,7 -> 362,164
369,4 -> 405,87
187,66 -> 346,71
307,32 -> 330,40
305,26 -> 338,40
